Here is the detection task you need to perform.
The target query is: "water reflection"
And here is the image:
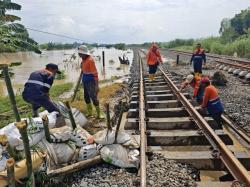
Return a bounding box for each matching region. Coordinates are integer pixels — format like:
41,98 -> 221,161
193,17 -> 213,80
0,48 -> 133,96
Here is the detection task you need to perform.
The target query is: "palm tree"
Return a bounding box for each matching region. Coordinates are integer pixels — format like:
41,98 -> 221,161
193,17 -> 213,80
0,0 -> 41,53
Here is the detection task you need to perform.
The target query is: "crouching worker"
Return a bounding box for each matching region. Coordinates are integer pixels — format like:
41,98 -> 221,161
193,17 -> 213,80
179,74 -> 204,104
147,43 -> 163,81
78,45 -> 105,119
201,77 -> 224,128
22,63 -> 60,117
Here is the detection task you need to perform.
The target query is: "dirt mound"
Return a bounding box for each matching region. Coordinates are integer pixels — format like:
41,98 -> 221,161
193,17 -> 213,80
212,71 -> 228,86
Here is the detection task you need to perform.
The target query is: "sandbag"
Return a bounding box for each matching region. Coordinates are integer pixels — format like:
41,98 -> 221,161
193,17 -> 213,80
0,123 -> 45,150
50,126 -> 71,143
94,129 -> 139,148
77,144 -> 102,161
70,126 -> 94,147
100,144 -> 139,168
39,111 -> 59,128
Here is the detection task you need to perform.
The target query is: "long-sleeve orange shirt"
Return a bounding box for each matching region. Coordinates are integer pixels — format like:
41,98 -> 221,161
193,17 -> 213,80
81,56 -> 98,81
147,47 -> 163,65
201,85 -> 218,108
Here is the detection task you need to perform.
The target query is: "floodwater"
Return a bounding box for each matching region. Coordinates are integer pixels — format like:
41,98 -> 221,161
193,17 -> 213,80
0,48 -> 133,96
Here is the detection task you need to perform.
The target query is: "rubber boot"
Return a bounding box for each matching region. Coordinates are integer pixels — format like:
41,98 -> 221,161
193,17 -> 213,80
152,74 -> 156,81
32,109 -> 39,117
95,106 -> 105,119
86,103 -> 93,117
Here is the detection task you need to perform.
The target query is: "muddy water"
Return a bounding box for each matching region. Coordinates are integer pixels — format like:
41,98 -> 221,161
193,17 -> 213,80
0,48 -> 133,96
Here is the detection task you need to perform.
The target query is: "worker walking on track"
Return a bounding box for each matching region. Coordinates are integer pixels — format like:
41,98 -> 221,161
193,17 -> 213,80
200,77 -> 224,127
146,43 -> 163,81
179,74 -> 204,104
22,63 -> 61,117
78,45 -> 105,119
190,43 -> 206,76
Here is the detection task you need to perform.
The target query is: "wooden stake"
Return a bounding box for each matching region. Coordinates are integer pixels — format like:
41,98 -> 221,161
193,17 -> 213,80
15,121 -> 34,185
42,116 -> 52,143
2,65 -> 21,122
65,101 -> 77,129
105,103 -> 112,131
114,102 -> 124,143
71,72 -> 82,102
7,158 -> 15,187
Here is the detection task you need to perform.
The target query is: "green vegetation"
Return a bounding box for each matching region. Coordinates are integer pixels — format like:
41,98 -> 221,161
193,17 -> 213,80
0,0 -> 41,53
55,70 -> 65,80
159,8 -> 250,58
39,42 -> 81,50
113,43 -> 126,50
0,83 -> 73,128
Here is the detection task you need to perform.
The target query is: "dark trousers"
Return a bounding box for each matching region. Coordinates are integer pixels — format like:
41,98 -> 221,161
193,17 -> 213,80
210,112 -> 223,128
23,94 -> 59,113
193,61 -> 202,74
148,65 -> 158,74
83,80 -> 99,106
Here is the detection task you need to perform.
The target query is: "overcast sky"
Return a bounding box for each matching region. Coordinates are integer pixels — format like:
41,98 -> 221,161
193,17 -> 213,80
13,0 -> 250,44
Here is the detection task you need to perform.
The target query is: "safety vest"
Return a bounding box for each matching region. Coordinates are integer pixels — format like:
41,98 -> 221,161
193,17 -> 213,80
23,69 -> 54,97
81,56 -> 98,82
147,50 -> 162,65
191,48 -> 206,64
202,85 -> 224,114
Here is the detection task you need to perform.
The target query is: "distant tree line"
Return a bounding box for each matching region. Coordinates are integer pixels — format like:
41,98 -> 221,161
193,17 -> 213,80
39,42 -> 81,50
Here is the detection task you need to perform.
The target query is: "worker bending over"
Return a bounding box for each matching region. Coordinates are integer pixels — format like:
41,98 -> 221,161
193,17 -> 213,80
201,77 -> 224,127
147,43 -> 163,81
190,43 -> 206,76
78,45 -> 105,119
179,74 -> 204,104
22,63 -> 61,117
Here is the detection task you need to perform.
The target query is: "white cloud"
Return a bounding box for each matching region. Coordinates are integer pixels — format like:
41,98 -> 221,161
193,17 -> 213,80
13,0 -> 250,43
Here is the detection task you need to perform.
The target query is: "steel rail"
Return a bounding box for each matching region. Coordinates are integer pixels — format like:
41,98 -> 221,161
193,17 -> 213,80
168,49 -> 250,66
138,52 -> 147,187
159,67 -> 250,186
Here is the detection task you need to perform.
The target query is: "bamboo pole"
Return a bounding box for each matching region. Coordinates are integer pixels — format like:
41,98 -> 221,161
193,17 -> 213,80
15,121 -> 34,186
2,65 -> 21,122
42,116 -> 52,143
71,72 -> 82,102
114,102 -> 124,143
47,156 -> 102,177
105,103 -> 112,131
65,101 -> 77,129
6,158 -> 15,187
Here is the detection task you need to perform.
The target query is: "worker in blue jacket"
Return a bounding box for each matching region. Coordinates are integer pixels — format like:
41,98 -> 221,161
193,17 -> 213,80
22,63 -> 61,117
190,43 -> 206,76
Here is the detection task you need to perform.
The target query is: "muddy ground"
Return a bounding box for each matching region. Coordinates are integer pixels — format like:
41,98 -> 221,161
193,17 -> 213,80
162,51 -> 250,135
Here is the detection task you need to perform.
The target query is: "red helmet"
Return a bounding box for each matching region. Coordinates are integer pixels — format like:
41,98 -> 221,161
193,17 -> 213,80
201,77 -> 210,84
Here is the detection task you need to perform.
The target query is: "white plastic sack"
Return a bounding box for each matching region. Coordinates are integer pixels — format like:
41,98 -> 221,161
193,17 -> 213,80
0,153 -> 8,172
70,126 -> 93,147
72,108 -> 88,127
39,139 -> 77,165
50,126 -> 71,143
100,144 -> 139,168
94,129 -> 138,148
39,111 -> 59,128
0,123 -> 22,148
77,143 -> 101,161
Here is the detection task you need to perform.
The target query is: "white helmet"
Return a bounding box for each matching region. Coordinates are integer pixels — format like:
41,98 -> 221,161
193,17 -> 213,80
185,74 -> 194,83
78,45 -> 90,55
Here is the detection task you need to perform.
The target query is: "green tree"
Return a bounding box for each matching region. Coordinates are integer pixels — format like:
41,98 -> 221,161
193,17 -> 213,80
0,0 -> 41,53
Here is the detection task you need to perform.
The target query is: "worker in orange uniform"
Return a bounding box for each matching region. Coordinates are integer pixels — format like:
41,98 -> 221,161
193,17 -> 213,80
179,74 -> 204,104
78,45 -> 105,119
190,43 -> 206,76
146,43 -> 163,81
201,77 -> 224,127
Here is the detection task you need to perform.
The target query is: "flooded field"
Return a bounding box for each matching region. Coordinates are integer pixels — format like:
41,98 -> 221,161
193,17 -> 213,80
0,48 -> 133,96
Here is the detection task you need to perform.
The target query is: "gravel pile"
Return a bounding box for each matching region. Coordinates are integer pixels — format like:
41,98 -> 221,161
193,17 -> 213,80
60,153 -> 197,187
161,50 -> 250,134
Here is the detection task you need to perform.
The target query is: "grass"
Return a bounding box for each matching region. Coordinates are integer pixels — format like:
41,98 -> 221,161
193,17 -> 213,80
0,83 -> 73,128
71,83 -> 122,114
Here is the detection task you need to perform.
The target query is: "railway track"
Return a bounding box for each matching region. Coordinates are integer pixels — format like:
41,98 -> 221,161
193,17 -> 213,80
125,50 -> 250,187
168,49 -> 250,79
